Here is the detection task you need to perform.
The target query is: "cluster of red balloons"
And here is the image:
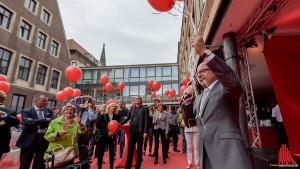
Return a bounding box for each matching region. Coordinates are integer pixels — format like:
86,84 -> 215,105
148,80 -> 161,91
180,85 -> 187,94
65,66 -> 82,83
182,76 -> 190,86
0,74 -> 10,93
100,75 -> 126,92
56,88 -> 81,101
165,88 -> 176,99
151,92 -> 156,98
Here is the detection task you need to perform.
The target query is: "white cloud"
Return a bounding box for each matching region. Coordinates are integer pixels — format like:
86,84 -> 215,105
57,0 -> 182,66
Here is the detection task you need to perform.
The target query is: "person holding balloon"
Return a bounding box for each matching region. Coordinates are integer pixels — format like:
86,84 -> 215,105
96,102 -> 120,169
0,90 -> 20,159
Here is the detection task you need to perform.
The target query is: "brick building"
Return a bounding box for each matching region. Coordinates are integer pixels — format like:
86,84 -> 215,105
0,0 -> 71,112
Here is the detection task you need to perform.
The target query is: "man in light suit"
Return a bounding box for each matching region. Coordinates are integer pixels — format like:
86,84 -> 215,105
16,94 -> 54,169
183,35 -> 251,169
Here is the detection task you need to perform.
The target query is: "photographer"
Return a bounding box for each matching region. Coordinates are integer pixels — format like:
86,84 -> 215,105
70,95 -> 97,160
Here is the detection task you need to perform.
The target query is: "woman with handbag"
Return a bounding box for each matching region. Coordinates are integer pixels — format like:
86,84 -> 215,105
43,104 -> 87,167
96,102 -> 120,169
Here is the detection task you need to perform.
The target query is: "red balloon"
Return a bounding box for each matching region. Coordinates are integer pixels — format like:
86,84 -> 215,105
65,66 -> 82,82
73,89 -> 81,97
165,90 -> 170,96
169,89 -> 176,97
148,80 -> 154,88
17,114 -> 22,123
168,94 -> 173,99
118,82 -> 125,90
151,92 -> 156,98
180,85 -> 187,94
152,81 -> 161,91
0,74 -> 8,82
105,83 -> 113,91
131,102 -> 135,106
107,120 -> 119,133
177,97 -> 182,102
147,0 -> 175,12
182,76 -> 190,86
0,81 -> 10,93
100,75 -> 109,84
63,87 -> 74,98
56,91 -> 66,101
158,97 -> 163,103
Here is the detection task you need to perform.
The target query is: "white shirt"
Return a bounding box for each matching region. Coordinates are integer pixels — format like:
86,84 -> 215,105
272,104 -> 283,122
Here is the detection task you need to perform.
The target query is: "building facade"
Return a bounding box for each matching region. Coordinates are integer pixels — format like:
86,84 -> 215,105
0,0 -> 71,111
75,63 -> 179,105
67,39 -> 100,67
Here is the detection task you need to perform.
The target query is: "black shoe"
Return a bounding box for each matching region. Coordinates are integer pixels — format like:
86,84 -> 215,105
163,158 -> 167,164
154,158 -> 158,164
150,153 -> 155,157
173,149 -> 180,152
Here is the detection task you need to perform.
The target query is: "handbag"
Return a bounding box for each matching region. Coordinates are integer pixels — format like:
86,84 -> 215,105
93,129 -> 101,144
47,125 -> 76,168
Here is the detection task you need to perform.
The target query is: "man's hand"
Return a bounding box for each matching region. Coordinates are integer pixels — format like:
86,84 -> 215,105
182,85 -> 196,105
0,120 -> 6,126
46,118 -> 51,121
191,35 -> 206,58
143,133 -> 147,138
74,117 -> 82,126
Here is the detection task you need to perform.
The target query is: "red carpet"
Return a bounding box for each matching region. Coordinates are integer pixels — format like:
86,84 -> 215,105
0,136 -> 188,169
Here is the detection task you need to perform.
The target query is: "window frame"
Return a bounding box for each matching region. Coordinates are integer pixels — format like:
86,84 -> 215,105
0,47 -> 12,75
0,5 -> 12,30
36,30 -> 47,50
50,39 -> 60,57
17,57 -> 32,81
11,94 -> 26,113
36,64 -> 47,85
50,70 -> 59,89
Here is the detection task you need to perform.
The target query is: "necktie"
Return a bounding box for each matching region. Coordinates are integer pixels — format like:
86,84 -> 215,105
37,109 -> 43,119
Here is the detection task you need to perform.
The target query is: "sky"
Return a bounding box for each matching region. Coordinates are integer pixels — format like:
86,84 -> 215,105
57,0 -> 183,66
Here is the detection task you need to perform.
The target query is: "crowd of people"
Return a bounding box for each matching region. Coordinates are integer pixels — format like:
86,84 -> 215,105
0,35 -> 259,169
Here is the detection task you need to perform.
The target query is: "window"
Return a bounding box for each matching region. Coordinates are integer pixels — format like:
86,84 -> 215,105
50,70 -> 59,88
130,68 -> 139,78
50,40 -> 59,56
163,67 -> 171,76
72,62 -> 76,66
156,67 -> 162,77
130,86 -> 139,96
36,64 -> 47,85
36,31 -> 47,49
41,9 -> 50,24
140,68 -> 145,77
19,20 -> 31,40
47,99 -> 56,108
146,67 -> 155,77
17,57 -> 31,81
11,94 -> 25,113
115,69 -> 123,78
0,47 -> 11,75
0,5 -> 12,29
172,66 -> 178,76
26,0 -> 37,13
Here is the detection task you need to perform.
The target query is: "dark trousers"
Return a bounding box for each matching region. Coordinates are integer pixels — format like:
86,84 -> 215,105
117,128 -> 125,157
153,128 -> 167,159
143,126 -> 153,153
125,131 -> 144,169
166,125 -> 179,151
277,122 -> 289,147
19,133 -> 49,169
78,136 -> 91,161
97,136 -> 115,169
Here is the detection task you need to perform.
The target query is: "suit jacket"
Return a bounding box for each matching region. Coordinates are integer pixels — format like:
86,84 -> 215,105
193,55 -> 251,169
96,113 -> 120,137
16,107 -> 54,149
121,105 -> 148,136
0,107 -> 20,154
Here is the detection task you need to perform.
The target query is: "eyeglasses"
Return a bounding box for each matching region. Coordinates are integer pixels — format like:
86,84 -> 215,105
197,68 -> 210,74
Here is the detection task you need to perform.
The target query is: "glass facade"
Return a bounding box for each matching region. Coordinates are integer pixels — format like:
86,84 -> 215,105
75,63 -> 179,104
